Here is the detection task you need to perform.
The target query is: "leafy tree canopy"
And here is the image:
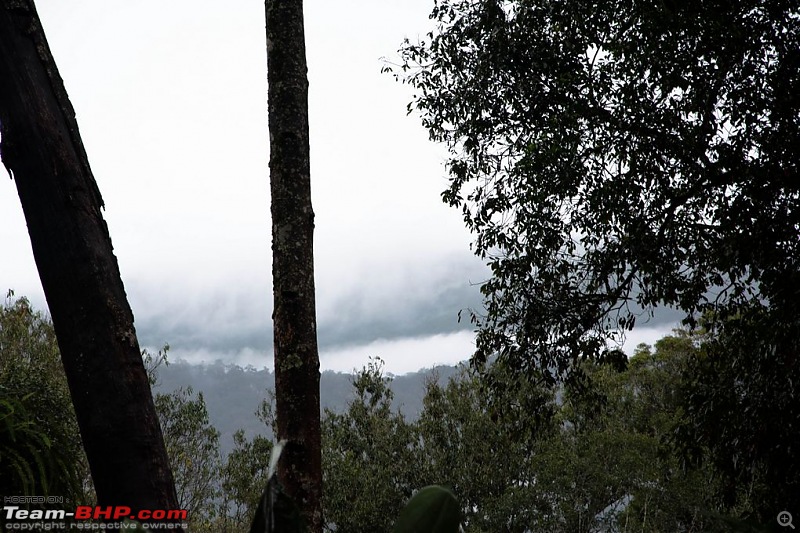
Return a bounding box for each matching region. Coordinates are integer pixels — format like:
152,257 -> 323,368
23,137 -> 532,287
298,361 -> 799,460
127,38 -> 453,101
322,358 -> 418,533
678,304 -> 800,522
395,0 -> 800,381
0,292 -> 87,502
155,386 -> 221,527
4,294 -> 792,530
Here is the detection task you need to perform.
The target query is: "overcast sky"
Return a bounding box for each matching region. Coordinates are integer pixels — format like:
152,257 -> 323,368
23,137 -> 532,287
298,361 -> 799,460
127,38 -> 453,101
1,0 -> 677,374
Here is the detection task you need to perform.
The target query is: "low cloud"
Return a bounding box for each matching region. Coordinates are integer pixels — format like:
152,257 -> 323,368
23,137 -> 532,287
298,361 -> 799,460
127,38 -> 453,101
320,331 -> 475,375
165,330 -> 475,376
130,252 -> 486,372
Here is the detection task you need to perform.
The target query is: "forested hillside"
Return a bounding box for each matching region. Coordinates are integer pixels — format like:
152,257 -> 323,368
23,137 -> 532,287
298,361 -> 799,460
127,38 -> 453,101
2,294 -> 799,531
153,357 -> 461,455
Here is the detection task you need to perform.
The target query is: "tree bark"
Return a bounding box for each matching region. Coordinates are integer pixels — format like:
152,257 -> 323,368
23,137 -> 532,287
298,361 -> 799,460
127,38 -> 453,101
0,1 -> 181,526
265,0 -> 323,531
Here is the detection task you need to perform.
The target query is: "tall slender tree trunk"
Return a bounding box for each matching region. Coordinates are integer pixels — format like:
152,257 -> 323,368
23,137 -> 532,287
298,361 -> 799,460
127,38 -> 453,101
0,1 -> 181,525
265,0 -> 323,530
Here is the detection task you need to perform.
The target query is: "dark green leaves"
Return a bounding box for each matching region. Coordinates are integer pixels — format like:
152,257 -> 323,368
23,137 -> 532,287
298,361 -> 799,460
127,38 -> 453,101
0,294 -> 86,502
322,358 -> 419,533
397,0 -> 800,380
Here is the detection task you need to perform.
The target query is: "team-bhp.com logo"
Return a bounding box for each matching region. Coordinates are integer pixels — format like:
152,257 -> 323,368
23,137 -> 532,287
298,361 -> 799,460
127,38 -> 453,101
3,504 -> 188,530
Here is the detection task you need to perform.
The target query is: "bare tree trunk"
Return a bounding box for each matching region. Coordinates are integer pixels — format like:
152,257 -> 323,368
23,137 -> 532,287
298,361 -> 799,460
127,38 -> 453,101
265,0 -> 323,530
0,1 -> 181,526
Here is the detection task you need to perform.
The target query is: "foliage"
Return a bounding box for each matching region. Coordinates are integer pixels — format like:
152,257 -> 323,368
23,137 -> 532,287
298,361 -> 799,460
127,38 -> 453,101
321,358 -> 419,532
416,366 -> 553,532
318,338 -> 756,532
214,402 -> 275,532
394,0 -> 800,383
0,292 -> 87,502
0,395 -> 59,495
155,386 -> 221,528
5,294 -> 792,531
145,343 -> 225,530
394,3 -> 799,526
549,335 -> 726,533
678,304 -> 800,524
143,343 -> 172,387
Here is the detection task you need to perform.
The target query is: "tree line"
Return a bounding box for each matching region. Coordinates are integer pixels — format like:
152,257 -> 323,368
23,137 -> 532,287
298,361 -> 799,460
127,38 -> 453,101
1,293 -> 793,532
2,0 -> 797,530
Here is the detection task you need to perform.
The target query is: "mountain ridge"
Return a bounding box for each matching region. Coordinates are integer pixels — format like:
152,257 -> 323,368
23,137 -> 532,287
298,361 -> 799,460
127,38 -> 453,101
153,359 -> 463,456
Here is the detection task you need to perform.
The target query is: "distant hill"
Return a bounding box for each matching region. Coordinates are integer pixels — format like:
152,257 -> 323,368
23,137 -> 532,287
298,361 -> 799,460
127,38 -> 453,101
153,359 -> 463,456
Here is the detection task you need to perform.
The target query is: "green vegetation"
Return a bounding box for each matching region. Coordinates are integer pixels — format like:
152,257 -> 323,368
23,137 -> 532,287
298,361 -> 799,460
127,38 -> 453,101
393,0 -> 799,385
0,292 -> 87,503
3,6 -> 796,527
322,358 -> 418,532
1,293 -> 795,531
3,0 -> 796,530
389,0 -> 799,526
155,386 -> 221,527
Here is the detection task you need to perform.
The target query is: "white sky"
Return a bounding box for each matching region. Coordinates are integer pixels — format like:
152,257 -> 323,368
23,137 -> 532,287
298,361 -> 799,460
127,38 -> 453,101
0,0 -> 674,374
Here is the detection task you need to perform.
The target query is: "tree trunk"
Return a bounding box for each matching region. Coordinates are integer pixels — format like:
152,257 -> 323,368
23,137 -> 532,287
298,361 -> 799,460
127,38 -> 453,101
0,1 -> 181,526
265,0 -> 323,531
